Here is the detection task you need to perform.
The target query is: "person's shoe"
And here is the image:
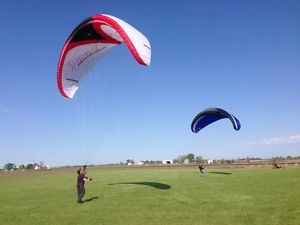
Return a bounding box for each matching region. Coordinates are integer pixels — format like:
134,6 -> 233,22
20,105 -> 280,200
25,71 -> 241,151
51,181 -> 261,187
77,200 -> 83,204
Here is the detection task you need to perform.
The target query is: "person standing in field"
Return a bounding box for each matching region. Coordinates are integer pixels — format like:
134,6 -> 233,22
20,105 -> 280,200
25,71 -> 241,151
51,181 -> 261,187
76,166 -> 92,204
198,164 -> 205,176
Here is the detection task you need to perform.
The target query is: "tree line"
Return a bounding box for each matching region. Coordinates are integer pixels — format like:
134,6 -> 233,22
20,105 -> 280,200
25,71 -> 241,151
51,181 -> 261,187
3,155 -> 299,170
2,161 -> 50,171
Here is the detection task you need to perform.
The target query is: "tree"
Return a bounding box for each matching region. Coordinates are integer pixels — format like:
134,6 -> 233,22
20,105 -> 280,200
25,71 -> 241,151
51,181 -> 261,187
286,155 -> 292,160
195,156 -> 204,164
19,164 -> 25,170
4,163 -> 16,171
126,159 -> 134,165
176,155 -> 186,163
186,153 -> 195,163
26,164 -> 34,170
39,161 -> 44,168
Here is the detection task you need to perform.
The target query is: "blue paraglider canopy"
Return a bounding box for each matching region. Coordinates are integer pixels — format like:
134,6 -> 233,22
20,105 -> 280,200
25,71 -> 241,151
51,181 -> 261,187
191,108 -> 241,133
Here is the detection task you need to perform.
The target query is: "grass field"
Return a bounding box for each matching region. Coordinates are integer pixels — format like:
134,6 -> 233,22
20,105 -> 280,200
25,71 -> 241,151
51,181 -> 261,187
0,167 -> 299,225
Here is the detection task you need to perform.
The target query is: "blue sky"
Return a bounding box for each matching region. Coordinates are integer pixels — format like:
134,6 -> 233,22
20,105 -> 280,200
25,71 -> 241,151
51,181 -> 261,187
1,0 -> 299,167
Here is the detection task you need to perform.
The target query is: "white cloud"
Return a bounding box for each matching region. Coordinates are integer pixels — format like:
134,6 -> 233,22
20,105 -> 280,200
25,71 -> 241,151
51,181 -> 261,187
247,135 -> 300,146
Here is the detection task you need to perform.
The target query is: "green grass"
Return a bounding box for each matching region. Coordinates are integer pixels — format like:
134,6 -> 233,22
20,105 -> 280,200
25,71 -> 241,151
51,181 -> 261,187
0,167 -> 299,225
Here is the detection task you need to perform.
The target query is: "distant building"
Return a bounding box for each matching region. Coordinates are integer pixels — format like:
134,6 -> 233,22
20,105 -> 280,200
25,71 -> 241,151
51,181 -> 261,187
45,165 -> 51,170
136,161 -> 144,165
184,158 -> 189,164
207,159 -> 214,164
34,165 -> 40,170
162,160 -> 173,164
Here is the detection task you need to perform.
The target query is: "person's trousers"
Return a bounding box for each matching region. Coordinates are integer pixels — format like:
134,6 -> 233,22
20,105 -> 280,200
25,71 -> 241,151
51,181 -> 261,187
77,184 -> 85,202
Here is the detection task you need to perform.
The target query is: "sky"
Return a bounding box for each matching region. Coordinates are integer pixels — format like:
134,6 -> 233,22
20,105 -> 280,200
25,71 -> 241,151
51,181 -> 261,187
1,0 -> 300,167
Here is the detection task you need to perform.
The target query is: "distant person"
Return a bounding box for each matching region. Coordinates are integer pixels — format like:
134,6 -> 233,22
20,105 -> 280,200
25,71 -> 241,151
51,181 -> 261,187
76,166 -> 92,204
198,164 -> 205,176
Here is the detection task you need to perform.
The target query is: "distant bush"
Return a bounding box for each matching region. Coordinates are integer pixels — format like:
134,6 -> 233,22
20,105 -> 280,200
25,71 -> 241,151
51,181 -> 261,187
26,164 -> 34,170
4,163 -> 16,171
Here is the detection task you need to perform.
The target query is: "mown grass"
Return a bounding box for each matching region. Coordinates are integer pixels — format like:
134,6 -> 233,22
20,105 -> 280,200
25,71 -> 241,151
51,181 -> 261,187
0,167 -> 299,225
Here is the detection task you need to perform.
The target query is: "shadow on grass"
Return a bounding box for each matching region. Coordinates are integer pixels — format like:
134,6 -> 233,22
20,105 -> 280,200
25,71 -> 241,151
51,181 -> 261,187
83,196 -> 99,202
208,171 -> 232,175
108,182 -> 171,190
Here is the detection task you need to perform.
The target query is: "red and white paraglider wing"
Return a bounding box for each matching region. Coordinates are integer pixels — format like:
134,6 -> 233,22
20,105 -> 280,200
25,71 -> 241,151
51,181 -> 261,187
99,14 -> 151,66
57,14 -> 151,99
